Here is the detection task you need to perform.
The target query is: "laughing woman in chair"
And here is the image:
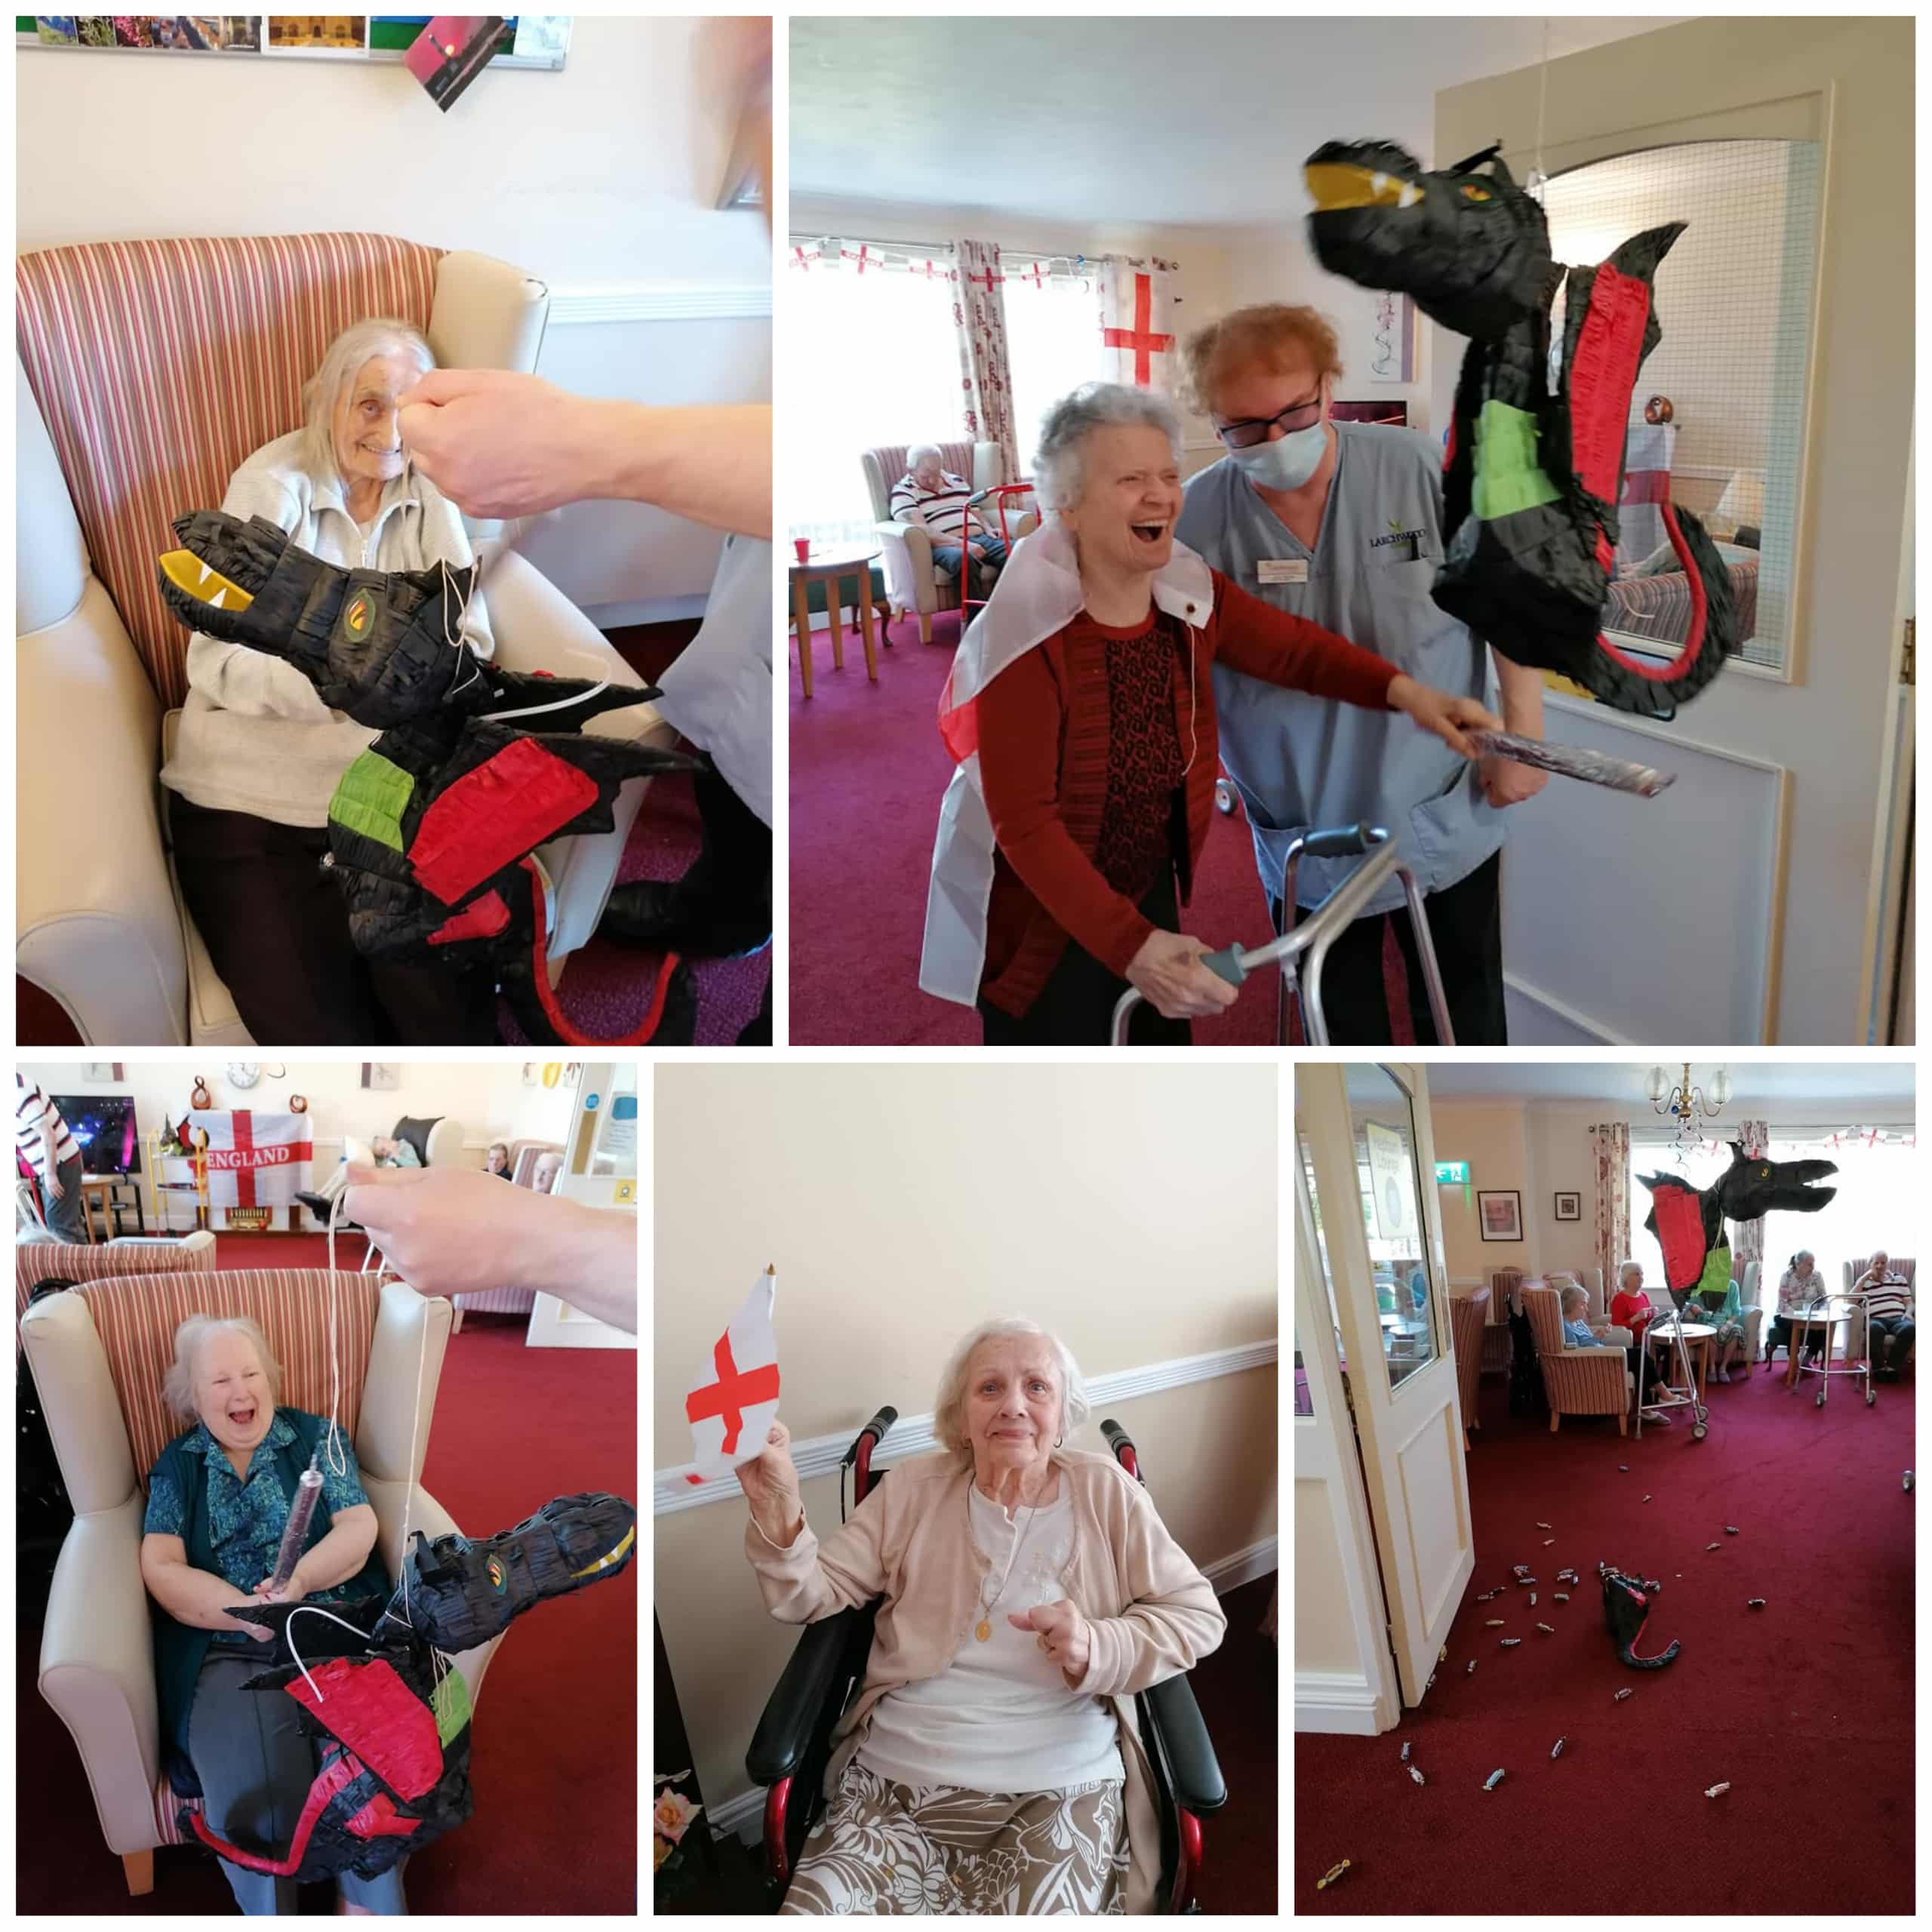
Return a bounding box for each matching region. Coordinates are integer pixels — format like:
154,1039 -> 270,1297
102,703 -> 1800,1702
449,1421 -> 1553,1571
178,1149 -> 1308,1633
139,1315 -> 395,1915
737,1318 -> 1226,1915
158,318 -> 498,1044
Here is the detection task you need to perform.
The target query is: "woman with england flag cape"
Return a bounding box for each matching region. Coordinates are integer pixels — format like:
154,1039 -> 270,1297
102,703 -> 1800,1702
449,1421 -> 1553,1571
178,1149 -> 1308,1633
919,383 -> 1500,1045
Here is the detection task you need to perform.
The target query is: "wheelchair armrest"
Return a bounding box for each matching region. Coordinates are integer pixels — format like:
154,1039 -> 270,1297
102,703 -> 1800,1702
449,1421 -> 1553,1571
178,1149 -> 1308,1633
1143,1671 -> 1226,1816
747,1608 -> 860,1786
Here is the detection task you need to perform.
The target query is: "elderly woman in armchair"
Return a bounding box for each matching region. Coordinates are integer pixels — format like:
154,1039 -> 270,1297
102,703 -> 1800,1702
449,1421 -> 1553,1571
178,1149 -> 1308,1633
139,1315 -> 396,1915
737,1318 -> 1225,1914
158,318 -> 498,1046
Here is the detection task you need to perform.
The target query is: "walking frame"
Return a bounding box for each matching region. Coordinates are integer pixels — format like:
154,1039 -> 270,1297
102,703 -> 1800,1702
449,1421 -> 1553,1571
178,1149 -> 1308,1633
1109,823 -> 1454,1046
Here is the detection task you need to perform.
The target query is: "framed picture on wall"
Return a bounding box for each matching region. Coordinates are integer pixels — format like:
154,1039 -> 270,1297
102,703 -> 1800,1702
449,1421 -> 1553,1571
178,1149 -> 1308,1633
1477,1189 -> 1523,1241
1554,1191 -> 1583,1222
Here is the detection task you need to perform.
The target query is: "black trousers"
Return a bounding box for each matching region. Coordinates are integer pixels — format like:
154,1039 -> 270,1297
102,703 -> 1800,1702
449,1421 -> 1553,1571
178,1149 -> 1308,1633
1272,849 -> 1507,1046
980,874 -> 1191,1048
170,795 -> 498,1046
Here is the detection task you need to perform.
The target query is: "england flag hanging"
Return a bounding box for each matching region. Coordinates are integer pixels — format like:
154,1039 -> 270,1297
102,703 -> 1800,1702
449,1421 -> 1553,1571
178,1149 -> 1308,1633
1100,257 -> 1177,392
685,1269 -> 781,1483
195,1111 -> 314,1210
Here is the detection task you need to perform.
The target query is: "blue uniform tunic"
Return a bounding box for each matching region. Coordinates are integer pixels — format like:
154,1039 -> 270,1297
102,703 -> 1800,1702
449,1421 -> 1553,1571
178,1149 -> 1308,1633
1175,422 -> 1503,918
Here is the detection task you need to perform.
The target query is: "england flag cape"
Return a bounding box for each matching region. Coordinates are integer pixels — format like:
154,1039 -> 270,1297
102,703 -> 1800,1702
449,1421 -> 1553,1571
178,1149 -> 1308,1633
918,519 -> 1214,1008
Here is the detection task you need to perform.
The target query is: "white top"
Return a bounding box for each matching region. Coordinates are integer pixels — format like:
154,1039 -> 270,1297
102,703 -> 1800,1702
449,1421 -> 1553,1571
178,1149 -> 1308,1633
158,432 -> 494,829
856,1484 -> 1125,1795
15,1078 -> 79,1182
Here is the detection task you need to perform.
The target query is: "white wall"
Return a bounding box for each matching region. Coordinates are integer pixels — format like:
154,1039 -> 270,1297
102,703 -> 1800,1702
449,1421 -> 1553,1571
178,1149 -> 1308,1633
17,1060 -> 575,1172
14,17 -> 771,621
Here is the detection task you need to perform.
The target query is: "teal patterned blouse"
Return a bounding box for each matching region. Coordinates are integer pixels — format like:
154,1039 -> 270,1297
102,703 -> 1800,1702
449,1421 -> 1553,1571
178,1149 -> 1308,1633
144,1410 -> 374,1643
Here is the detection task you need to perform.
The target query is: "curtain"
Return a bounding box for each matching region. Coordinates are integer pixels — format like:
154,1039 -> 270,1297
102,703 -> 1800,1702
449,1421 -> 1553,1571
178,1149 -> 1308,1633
1099,256 -> 1179,394
1589,1122 -> 1631,1291
950,238 -> 1019,479
1730,1118 -> 1771,1271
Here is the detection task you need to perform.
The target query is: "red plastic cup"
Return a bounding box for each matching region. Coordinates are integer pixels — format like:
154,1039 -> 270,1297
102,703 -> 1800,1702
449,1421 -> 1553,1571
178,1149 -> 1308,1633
793,538 -> 811,564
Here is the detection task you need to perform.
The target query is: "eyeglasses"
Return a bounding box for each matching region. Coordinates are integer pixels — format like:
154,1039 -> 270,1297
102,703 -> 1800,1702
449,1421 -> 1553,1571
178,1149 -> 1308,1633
1214,397 -> 1323,449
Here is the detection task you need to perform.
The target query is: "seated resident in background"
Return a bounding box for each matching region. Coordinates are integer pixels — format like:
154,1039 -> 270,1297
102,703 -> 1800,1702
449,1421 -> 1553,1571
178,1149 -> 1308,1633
1768,1251 -> 1826,1371
1854,1249 -> 1913,1380
892,443 -> 1009,598
484,1141 -> 512,1180
368,1135 -> 421,1170
1559,1283 -> 1611,1349
1694,1272 -> 1750,1383
1608,1261 -> 1670,1418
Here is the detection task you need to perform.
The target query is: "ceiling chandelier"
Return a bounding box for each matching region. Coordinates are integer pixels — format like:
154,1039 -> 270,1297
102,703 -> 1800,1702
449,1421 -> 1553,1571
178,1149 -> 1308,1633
1647,1061 -> 1730,1148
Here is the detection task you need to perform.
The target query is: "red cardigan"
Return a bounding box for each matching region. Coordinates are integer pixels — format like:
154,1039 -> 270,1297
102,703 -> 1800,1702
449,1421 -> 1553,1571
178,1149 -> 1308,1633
975,569 -> 1398,1016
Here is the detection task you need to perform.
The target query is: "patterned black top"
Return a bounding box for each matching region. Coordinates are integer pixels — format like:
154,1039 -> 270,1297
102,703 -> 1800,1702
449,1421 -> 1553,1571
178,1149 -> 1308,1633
1091,619 -> 1184,903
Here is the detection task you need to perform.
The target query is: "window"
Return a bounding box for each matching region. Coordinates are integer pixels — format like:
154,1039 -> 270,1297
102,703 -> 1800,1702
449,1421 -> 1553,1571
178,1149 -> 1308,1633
783,242 -> 961,543
1626,1128 -> 1916,1316
1545,137 -> 1823,673
1001,265 -> 1105,470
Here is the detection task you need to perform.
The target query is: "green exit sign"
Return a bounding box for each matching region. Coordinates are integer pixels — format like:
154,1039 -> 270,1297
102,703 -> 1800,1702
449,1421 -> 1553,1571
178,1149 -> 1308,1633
1435,1161 -> 1469,1184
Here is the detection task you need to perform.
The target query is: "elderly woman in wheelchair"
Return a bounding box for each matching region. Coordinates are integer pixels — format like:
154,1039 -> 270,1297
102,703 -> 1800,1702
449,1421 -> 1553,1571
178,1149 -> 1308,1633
737,1318 -> 1226,1915
138,1315 -> 398,1915
158,316 -> 499,1046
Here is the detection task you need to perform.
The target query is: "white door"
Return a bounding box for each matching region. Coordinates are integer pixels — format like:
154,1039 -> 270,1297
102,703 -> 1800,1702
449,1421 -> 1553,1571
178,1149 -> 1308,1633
1434,16 -> 1912,1044
1296,1063 -> 1472,1708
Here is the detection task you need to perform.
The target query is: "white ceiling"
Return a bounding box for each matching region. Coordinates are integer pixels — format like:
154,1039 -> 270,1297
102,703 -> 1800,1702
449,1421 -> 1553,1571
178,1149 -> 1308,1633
1417,1061 -> 1918,1109
790,17 -> 1690,226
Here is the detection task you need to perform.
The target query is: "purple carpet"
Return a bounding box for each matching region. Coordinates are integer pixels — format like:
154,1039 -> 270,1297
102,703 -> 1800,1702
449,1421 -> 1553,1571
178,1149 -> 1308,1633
789,610 -> 1278,1045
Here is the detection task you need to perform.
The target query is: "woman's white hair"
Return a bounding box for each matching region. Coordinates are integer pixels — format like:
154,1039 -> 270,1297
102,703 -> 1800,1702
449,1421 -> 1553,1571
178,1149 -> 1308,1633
297,318 -> 435,488
1032,381 -> 1183,514
932,1318 -> 1091,1465
906,441 -> 943,469
1617,1258 -> 1644,1284
162,1314 -> 282,1423
1560,1282 -> 1589,1312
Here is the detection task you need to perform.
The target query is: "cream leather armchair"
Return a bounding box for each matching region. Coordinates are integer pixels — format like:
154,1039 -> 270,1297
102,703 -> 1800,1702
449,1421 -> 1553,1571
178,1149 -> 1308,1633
21,1271 -> 497,1897
17,238 -> 672,1045
859,438 -> 1038,643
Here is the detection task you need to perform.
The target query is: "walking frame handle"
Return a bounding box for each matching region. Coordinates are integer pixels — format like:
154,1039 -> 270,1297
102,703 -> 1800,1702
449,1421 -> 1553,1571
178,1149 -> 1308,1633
1110,835 -> 1454,1045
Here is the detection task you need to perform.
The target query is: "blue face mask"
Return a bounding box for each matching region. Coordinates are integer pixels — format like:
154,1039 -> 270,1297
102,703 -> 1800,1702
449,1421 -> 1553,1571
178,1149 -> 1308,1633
1226,420 -> 1327,491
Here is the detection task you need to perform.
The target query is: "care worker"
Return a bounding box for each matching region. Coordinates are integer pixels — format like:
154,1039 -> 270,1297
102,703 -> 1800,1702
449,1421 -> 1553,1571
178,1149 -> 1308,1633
1175,304 -> 1547,1044
393,17 -> 774,1040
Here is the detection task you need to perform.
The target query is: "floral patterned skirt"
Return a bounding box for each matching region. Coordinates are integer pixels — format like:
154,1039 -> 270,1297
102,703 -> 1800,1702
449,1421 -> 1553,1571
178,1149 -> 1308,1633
778,1760 -> 1128,1915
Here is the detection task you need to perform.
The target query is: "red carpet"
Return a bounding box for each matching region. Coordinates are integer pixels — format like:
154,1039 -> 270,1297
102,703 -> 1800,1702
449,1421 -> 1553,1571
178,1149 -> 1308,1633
789,610 -> 1279,1044
16,1290 -> 638,1915
1295,1361 -> 1915,1912
1180,1575 -> 1278,1913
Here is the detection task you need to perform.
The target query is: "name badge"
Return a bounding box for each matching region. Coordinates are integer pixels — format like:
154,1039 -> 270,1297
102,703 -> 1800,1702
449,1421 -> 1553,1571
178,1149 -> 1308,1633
1257,558 -> 1309,586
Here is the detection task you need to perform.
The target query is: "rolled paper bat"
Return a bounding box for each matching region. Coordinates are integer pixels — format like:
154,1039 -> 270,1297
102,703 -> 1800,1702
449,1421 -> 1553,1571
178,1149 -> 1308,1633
269,1454 -> 325,1593
1469,729 -> 1676,797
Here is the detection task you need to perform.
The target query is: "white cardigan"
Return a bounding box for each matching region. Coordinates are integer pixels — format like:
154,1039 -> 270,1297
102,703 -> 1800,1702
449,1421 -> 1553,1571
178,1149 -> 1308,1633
158,433 -> 494,828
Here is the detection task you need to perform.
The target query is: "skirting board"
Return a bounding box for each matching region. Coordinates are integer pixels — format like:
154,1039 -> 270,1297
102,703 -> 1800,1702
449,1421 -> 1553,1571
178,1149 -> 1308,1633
1294,1668 -> 1389,1736
705,1539 -> 1278,1845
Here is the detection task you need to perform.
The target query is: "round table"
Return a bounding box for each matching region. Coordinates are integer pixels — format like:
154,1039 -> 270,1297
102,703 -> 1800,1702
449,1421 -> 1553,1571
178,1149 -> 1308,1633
790,546 -> 883,697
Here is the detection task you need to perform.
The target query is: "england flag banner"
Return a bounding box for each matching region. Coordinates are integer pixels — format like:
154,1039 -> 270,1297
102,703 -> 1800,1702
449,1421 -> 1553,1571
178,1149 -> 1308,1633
685,1269 -> 780,1484
1100,257 -> 1177,392
195,1111 -> 314,1210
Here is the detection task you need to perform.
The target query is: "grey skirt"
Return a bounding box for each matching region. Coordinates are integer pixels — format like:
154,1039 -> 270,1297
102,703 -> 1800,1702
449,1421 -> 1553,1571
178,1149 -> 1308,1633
780,1758 -> 1128,1915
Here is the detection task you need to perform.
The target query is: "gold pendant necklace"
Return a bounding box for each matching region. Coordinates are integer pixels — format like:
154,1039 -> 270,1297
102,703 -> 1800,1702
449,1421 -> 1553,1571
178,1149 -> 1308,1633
968,1469 -> 1048,1642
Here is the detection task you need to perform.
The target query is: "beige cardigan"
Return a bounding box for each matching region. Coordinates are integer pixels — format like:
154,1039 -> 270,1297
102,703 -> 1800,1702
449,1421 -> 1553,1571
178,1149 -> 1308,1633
745,1447 -> 1226,1914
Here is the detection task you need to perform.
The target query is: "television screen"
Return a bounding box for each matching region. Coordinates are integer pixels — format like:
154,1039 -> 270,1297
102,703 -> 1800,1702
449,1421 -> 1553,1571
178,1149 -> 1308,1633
51,1096 -> 140,1177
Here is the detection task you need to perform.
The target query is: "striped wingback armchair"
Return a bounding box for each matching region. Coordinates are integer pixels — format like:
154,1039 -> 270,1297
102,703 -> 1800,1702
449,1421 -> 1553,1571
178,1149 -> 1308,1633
1481,1268 -> 1522,1377
1523,1284 -> 1633,1437
17,233 -> 669,1047
1450,1287 -> 1490,1451
15,1229 -> 215,1324
859,438 -> 1036,642
19,1269 -> 497,1897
